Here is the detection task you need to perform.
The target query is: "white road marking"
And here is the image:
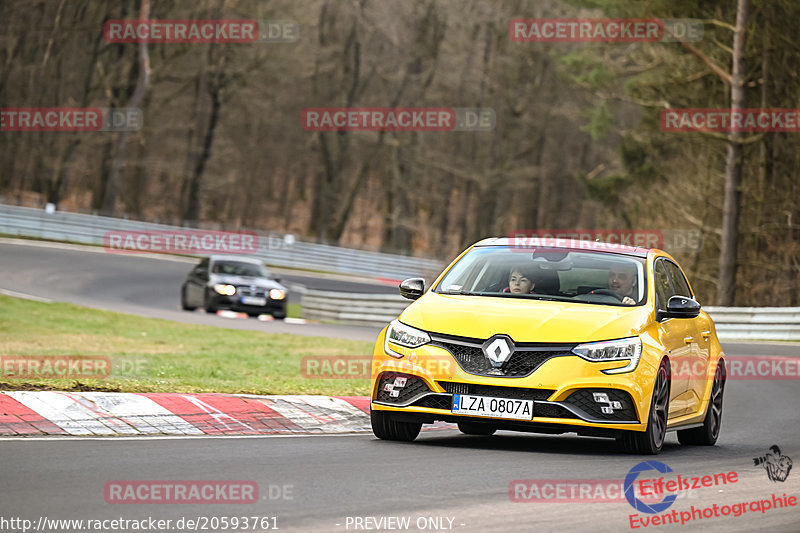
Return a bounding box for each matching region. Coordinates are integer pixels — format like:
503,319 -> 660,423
0,288 -> 53,303
180,394 -> 253,432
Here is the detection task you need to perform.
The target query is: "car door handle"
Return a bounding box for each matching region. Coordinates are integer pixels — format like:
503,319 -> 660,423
701,330 -> 711,339
683,336 -> 694,344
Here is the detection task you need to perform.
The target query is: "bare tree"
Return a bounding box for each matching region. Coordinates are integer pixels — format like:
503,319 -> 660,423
101,0 -> 151,216
716,0 -> 750,305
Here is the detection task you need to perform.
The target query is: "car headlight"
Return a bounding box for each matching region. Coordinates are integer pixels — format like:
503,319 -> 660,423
572,336 -> 642,374
213,284 -> 236,296
384,320 -> 431,358
269,289 -> 286,300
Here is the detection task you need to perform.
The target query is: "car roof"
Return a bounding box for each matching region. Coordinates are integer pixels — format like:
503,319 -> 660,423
208,255 -> 264,264
473,237 -> 651,258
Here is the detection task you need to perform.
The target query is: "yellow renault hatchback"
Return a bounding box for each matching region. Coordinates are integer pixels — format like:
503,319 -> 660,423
370,238 -> 726,454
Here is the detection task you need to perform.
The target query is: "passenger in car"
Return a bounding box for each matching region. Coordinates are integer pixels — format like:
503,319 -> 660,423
504,266 -> 537,294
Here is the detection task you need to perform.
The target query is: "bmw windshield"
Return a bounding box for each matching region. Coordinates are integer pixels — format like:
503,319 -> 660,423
211,261 -> 270,278
435,246 -> 647,306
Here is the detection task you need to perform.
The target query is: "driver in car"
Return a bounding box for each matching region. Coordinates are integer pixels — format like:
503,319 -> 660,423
608,263 -> 638,305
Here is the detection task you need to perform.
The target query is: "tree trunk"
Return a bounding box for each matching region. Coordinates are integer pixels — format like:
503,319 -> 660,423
716,0 -> 749,306
101,0 -> 151,216
183,86 -> 221,222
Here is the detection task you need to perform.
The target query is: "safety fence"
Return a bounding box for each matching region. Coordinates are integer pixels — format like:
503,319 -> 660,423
0,203 -> 443,280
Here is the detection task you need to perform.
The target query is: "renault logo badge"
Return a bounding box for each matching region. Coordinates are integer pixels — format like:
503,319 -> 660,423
482,335 -> 514,368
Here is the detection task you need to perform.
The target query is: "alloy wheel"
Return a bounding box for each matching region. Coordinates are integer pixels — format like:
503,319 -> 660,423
651,364 -> 669,448
708,363 -> 725,439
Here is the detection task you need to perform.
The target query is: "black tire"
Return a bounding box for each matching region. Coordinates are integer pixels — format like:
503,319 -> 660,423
457,422 -> 497,436
180,286 -> 196,311
203,290 -> 217,314
619,359 -> 670,455
678,361 -> 725,446
370,408 -> 422,442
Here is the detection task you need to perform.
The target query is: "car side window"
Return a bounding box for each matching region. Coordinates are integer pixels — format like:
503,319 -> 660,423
664,261 -> 692,298
194,259 -> 209,277
654,261 -> 672,311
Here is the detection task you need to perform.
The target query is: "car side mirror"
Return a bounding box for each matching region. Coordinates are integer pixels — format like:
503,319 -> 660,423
273,277 -> 281,283
399,278 -> 425,300
665,295 -> 700,319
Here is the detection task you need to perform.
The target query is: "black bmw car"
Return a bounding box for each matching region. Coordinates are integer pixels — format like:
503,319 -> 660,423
181,255 -> 288,318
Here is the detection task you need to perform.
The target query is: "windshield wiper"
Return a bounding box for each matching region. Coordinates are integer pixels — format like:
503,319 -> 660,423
526,295 -> 573,302
439,289 -> 482,295
439,291 -> 569,300
490,293 -> 575,302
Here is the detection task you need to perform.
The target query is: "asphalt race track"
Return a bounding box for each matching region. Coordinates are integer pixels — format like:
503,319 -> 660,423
0,239 -> 799,532
0,240 -> 387,341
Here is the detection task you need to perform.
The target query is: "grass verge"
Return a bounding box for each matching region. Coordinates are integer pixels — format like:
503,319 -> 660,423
0,295 -> 373,395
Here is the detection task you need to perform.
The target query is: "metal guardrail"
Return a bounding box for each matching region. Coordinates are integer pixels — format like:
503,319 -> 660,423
301,290 -> 410,327
301,291 -> 800,341
0,204 -> 444,280
704,307 -> 800,341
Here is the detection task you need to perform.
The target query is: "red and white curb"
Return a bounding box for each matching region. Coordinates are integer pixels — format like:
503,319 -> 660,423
0,392 -> 373,436
213,310 -> 307,324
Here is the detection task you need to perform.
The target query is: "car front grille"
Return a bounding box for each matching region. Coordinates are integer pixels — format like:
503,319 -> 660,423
375,373 -> 431,405
429,334 -> 574,378
412,394 -> 453,410
563,389 -> 638,422
534,403 -> 580,419
438,382 -> 555,401
237,286 -> 268,297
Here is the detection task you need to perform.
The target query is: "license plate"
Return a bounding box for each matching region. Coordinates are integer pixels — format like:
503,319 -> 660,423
452,394 -> 534,420
240,296 -> 267,306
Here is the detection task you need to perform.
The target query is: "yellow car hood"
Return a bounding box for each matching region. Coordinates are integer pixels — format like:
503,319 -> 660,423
399,292 -> 650,343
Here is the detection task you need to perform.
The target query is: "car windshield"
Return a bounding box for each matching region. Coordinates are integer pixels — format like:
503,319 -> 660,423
435,246 -> 647,306
211,261 -> 269,278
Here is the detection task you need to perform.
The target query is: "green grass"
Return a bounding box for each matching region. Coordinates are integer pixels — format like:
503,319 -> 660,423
287,302 -> 302,318
0,295 -> 373,395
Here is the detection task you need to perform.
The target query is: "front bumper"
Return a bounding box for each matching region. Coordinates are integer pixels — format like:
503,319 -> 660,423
370,328 -> 658,434
207,293 -> 287,315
